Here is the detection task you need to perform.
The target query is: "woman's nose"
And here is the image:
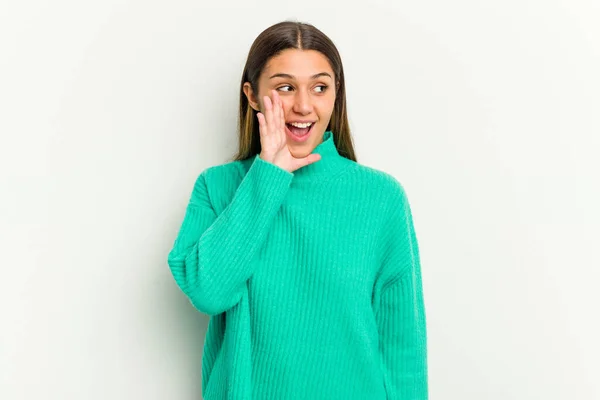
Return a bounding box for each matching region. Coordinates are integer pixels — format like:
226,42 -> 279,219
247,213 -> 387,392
292,91 -> 312,114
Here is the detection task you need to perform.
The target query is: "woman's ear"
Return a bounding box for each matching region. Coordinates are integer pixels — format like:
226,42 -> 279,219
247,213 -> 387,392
243,82 -> 261,111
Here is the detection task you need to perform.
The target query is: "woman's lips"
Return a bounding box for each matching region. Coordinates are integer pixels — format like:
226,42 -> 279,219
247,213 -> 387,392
285,123 -> 314,143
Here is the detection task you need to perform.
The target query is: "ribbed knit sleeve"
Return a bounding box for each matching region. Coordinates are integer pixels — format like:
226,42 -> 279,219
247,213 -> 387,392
373,183 -> 428,399
167,155 -> 294,316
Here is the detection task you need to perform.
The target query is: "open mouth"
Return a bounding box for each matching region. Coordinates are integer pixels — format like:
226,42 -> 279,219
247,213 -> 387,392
285,123 -> 315,137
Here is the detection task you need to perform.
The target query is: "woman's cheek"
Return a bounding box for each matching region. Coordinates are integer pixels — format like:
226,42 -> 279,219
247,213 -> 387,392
281,100 -> 293,113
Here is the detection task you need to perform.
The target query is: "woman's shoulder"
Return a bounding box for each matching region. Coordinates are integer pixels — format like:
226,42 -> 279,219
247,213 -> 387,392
347,162 -> 409,200
186,157 -> 255,212
197,156 -> 255,186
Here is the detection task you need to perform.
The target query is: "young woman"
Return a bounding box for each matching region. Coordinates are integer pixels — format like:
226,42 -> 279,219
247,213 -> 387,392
167,20 -> 428,399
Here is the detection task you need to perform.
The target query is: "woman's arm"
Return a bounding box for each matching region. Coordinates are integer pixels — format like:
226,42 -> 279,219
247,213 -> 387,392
373,182 -> 428,399
167,155 -> 293,316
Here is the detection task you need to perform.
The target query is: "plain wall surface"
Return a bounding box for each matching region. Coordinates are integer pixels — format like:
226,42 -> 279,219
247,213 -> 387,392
1,1 -> 598,399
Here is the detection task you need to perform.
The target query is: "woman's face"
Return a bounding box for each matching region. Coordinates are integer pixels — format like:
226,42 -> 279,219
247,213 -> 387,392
244,49 -> 337,157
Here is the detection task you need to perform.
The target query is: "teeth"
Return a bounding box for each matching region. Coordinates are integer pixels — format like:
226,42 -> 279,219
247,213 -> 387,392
289,122 -> 313,128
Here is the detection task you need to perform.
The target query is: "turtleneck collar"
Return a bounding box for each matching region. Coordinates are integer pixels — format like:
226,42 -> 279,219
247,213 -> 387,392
246,130 -> 351,184
289,130 -> 350,184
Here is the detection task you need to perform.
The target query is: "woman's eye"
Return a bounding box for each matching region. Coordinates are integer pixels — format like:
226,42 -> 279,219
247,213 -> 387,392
276,85 -> 329,93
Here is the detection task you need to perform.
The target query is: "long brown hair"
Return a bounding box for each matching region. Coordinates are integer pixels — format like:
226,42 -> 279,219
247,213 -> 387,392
230,20 -> 357,163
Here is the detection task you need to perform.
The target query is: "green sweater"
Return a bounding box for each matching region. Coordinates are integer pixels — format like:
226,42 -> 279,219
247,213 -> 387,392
167,130 -> 428,399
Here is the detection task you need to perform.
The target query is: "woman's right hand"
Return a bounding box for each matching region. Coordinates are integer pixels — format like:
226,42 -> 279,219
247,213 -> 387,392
257,89 -> 322,173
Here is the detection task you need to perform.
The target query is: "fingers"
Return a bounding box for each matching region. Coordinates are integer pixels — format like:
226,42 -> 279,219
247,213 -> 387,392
263,94 -> 274,136
270,90 -> 282,138
307,153 -> 322,164
257,112 -> 266,137
272,90 -> 280,133
293,153 -> 322,170
276,91 -> 285,137
271,90 -> 277,120
262,90 -> 285,140
259,90 -> 287,150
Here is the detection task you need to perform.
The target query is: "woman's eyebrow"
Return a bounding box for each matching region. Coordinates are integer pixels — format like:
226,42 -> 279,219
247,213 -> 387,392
269,72 -> 332,80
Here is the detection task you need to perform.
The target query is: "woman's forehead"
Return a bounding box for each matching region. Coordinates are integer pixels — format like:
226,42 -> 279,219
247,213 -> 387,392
263,49 -> 333,80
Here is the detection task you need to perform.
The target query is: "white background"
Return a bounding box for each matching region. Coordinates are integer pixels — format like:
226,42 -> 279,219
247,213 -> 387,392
1,1 -> 598,399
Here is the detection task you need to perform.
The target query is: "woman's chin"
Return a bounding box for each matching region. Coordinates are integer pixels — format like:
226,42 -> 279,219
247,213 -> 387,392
287,130 -> 321,156
287,142 -> 311,158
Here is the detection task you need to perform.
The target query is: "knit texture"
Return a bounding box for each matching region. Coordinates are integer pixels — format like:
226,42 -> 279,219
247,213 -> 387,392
167,130 -> 428,399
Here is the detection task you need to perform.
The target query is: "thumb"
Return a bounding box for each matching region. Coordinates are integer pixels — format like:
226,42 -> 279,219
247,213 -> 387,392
297,153 -> 322,168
